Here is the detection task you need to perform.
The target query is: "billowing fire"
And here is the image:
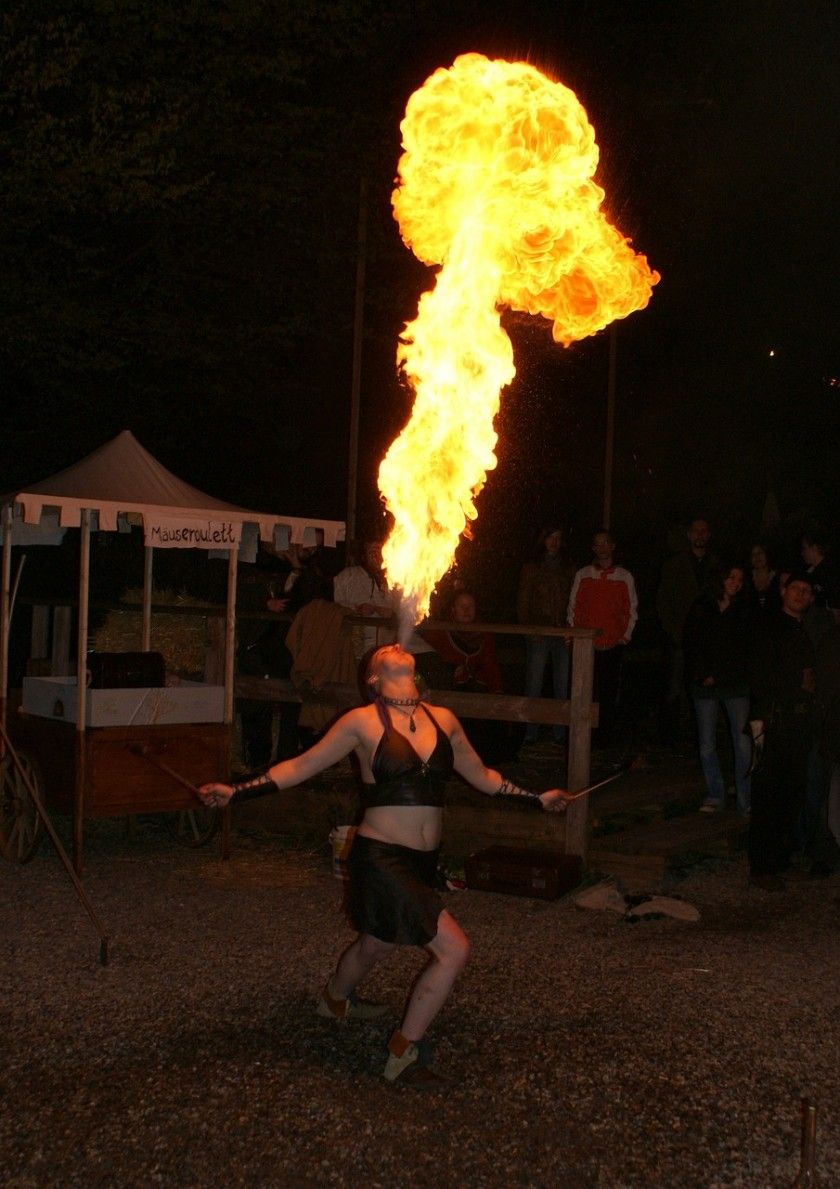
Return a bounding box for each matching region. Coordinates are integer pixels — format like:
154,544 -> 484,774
379,53 -> 659,628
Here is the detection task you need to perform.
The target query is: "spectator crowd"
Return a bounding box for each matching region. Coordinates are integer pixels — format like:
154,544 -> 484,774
235,516 -> 840,889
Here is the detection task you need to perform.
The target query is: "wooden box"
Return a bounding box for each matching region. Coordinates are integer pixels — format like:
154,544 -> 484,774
22,676 -> 224,726
465,845 -> 583,900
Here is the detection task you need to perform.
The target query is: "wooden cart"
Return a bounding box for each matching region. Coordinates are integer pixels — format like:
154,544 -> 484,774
6,680 -> 230,866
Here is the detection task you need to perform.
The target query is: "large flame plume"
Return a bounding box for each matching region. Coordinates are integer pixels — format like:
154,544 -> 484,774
380,53 -> 659,626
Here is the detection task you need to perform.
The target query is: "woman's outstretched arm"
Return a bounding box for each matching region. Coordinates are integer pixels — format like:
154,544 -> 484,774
440,707 -> 570,812
199,709 -> 366,806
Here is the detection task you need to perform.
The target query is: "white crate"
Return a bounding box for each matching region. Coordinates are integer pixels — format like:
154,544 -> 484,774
22,676 -> 225,726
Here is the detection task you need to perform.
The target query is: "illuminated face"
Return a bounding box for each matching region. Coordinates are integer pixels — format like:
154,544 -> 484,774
688,520 -> 710,550
782,579 -> 814,617
723,568 -> 744,599
592,532 -> 614,564
451,593 -> 477,624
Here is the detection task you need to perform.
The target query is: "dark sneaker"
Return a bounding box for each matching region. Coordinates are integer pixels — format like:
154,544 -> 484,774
316,982 -> 389,1022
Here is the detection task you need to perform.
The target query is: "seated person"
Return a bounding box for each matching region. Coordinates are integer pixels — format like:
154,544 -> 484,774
421,591 -> 503,693
422,591 -> 509,761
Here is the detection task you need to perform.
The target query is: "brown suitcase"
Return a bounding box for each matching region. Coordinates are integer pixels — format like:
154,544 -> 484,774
464,845 -> 583,900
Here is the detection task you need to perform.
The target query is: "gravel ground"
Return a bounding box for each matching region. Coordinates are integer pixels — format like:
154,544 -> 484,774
2,820 -> 839,1188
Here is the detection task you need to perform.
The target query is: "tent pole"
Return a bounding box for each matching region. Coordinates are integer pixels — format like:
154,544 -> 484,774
0,504 -> 12,736
142,546 -> 153,651
224,545 -> 238,726
219,544 -> 239,861
74,509 -> 91,873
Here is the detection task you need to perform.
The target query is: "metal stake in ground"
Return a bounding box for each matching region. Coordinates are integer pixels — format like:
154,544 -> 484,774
0,720 -> 110,965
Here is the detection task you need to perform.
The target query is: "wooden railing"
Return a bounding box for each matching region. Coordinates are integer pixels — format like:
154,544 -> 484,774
23,602 -> 599,857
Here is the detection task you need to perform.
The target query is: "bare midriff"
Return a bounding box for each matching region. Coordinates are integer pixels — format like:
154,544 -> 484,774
357,805 -> 443,851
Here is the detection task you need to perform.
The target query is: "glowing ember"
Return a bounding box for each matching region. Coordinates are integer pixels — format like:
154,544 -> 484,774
380,53 -> 659,628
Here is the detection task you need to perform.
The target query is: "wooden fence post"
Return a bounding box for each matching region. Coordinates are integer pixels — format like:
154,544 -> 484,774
566,633 -> 596,860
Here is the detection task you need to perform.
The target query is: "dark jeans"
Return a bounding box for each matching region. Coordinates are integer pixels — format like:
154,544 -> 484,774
748,717 -> 812,876
524,635 -> 569,743
594,646 -> 623,744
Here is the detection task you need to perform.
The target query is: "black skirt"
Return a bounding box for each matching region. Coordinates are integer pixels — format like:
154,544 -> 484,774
345,835 -> 443,946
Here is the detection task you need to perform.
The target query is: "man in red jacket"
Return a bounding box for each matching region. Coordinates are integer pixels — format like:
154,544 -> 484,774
568,530 -> 638,745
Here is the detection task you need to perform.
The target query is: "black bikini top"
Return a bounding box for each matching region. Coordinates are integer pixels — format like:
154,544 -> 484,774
361,703 -> 454,809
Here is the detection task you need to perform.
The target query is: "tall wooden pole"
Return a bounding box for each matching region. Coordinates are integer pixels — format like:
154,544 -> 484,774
566,633 -> 595,859
0,504 -> 12,736
223,545 -> 238,727
141,545 -> 153,651
603,323 -> 618,530
346,175 -> 368,543
73,509 -> 91,873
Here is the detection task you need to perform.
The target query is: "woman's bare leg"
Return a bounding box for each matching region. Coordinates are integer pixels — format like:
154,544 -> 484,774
330,932 -> 395,999
400,910 -> 470,1040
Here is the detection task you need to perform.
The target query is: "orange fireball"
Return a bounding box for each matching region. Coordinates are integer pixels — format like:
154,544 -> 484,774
380,53 -> 659,624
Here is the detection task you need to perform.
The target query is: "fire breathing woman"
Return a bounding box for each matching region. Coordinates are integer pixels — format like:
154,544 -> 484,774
199,643 -> 569,1087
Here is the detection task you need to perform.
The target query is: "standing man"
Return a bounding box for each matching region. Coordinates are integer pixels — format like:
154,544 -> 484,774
333,540 -> 395,660
747,573 -> 817,891
333,538 -> 438,681
656,517 -> 718,742
568,529 -> 638,746
801,528 -> 839,619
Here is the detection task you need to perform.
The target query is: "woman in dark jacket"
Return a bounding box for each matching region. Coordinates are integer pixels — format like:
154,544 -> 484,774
683,562 -> 753,815
516,525 -> 576,748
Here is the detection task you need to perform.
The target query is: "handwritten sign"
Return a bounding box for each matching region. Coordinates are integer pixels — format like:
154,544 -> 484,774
145,517 -> 242,550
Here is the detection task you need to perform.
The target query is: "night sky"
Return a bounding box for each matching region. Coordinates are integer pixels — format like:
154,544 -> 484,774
2,1 -> 838,613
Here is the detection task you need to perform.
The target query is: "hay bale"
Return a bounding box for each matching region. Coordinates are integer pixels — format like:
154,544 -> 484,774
92,588 -> 214,679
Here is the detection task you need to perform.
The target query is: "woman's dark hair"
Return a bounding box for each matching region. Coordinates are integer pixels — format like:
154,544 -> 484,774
709,558 -> 746,602
531,525 -> 567,562
749,541 -> 775,570
802,526 -> 831,554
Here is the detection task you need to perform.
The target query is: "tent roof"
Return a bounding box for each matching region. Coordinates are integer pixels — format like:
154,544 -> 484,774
1,430 -> 344,546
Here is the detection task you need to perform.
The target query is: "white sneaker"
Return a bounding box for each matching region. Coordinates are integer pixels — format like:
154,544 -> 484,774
573,882 -> 628,915
626,895 -> 700,922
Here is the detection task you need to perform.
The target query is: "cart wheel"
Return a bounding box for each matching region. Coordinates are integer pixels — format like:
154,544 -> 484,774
0,751 -> 45,863
164,805 -> 220,848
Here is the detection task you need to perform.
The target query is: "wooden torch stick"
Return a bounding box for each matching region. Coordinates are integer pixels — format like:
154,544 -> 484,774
128,743 -> 204,798
564,755 -> 645,802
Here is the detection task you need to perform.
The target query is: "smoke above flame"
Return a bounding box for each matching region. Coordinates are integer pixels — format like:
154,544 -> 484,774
379,53 -> 659,625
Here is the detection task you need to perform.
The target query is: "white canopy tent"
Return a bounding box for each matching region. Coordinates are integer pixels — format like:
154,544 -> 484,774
0,429 -> 345,732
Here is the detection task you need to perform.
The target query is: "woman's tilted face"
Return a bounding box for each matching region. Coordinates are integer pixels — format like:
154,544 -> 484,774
723,568 -> 744,599
367,644 -> 416,689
